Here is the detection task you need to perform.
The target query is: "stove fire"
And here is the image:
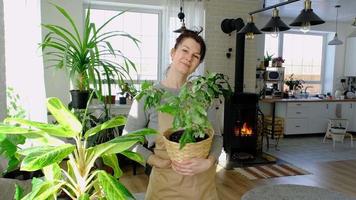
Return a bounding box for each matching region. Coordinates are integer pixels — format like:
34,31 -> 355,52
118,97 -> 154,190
237,122 -> 253,136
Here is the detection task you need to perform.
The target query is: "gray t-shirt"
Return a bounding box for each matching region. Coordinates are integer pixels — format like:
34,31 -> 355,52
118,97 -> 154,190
123,82 -> 224,164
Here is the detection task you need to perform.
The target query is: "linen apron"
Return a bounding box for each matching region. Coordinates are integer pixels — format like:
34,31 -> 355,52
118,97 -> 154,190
145,113 -> 219,200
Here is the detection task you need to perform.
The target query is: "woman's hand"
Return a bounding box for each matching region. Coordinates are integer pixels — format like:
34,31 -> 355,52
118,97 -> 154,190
172,156 -> 216,176
147,154 -> 171,169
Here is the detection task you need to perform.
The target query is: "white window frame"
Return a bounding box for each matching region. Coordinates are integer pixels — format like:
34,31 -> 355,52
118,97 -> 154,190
83,2 -> 163,83
266,30 -> 327,93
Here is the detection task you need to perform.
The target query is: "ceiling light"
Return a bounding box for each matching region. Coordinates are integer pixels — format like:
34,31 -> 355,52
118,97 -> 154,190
261,8 -> 290,38
237,15 -> 262,40
290,0 -> 325,33
328,5 -> 343,46
173,0 -> 187,33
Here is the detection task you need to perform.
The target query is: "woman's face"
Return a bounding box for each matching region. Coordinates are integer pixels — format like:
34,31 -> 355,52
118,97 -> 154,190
170,38 -> 201,76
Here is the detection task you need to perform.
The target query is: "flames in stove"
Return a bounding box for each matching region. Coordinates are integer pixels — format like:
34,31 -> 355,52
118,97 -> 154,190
234,122 -> 253,136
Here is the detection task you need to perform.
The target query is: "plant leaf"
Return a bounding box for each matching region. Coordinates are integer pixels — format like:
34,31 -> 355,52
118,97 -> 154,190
14,184 -> 24,200
79,193 -> 90,200
21,178 -> 63,200
120,150 -> 144,165
21,144 -> 75,171
102,154 -> 122,178
97,170 -> 135,200
84,115 -> 126,138
4,118 -> 74,138
43,163 -> 62,181
47,97 -> 82,136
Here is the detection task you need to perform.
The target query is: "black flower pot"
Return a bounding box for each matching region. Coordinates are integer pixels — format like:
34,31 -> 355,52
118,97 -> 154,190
70,90 -> 89,109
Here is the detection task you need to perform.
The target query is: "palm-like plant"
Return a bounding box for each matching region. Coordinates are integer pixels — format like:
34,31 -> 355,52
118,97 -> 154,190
0,97 -> 157,199
40,4 -> 139,99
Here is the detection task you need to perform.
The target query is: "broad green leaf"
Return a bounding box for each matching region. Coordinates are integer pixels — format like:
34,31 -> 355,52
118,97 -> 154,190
84,115 -> 126,138
120,151 -> 144,165
102,154 -> 122,178
4,118 -> 74,138
47,97 -> 82,135
79,193 -> 90,200
43,163 -> 62,181
0,124 -> 43,135
21,144 -> 75,171
0,133 -> 5,142
21,178 -> 63,200
122,128 -> 157,138
97,170 -> 135,200
14,184 -> 24,200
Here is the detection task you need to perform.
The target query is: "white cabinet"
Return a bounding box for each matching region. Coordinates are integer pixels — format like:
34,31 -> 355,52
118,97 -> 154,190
344,37 -> 356,76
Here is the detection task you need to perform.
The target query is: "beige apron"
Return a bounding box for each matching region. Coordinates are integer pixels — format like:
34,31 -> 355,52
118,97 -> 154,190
145,113 -> 219,200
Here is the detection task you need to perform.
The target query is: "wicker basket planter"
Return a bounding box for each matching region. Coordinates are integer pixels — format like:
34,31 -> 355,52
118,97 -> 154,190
162,128 -> 214,162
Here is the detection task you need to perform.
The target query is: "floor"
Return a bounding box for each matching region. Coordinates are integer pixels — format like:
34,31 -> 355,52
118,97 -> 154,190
120,135 -> 356,199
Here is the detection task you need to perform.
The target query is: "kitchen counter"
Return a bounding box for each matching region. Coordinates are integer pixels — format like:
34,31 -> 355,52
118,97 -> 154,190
260,97 -> 356,103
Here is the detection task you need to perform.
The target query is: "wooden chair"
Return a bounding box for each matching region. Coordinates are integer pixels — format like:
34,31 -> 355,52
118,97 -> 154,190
323,119 -> 353,150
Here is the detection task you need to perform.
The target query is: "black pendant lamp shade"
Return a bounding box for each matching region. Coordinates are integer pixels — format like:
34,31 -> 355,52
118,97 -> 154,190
261,8 -> 290,32
237,15 -> 262,39
173,22 -> 187,33
290,0 -> 325,27
174,4 -> 187,33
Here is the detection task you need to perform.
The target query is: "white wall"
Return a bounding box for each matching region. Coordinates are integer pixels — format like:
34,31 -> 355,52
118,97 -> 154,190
41,0 -> 83,105
0,0 -> 6,121
205,0 -> 260,92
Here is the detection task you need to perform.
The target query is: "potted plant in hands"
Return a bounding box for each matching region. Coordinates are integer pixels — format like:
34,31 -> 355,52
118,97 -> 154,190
136,72 -> 232,161
0,97 -> 157,199
40,4 -> 139,109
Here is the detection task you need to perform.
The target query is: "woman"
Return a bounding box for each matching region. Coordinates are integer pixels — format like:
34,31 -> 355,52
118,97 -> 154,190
123,30 -> 222,200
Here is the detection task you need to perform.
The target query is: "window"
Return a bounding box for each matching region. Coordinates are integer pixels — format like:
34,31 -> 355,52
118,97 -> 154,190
89,7 -> 160,82
265,32 -> 325,94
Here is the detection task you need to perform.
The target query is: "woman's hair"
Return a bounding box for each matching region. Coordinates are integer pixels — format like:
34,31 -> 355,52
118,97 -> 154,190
174,30 -> 206,62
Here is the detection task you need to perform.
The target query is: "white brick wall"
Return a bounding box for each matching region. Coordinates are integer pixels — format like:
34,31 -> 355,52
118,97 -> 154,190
0,0 -> 6,121
205,0 -> 260,93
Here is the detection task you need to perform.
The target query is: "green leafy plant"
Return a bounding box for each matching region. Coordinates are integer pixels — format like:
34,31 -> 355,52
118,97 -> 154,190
264,52 -> 273,62
285,74 -> 304,90
40,4 -> 139,99
0,97 -> 157,199
0,88 -> 26,174
137,72 -> 232,149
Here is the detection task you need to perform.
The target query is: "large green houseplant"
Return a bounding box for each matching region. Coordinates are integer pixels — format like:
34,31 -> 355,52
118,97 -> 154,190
0,97 -> 156,199
40,4 -> 138,108
137,73 -> 231,161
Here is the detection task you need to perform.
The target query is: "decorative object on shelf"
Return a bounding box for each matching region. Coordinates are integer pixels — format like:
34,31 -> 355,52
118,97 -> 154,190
328,5 -> 343,46
285,74 -> 304,91
264,52 -> 273,67
174,0 -> 187,33
238,0 -> 325,40
272,56 -> 285,67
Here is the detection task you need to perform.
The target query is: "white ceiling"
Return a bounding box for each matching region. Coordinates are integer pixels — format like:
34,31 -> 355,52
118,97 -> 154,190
261,0 -> 356,23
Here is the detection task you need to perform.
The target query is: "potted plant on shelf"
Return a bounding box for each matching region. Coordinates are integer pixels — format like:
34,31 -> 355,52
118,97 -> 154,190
264,52 -> 273,67
137,72 -> 232,161
272,56 -> 285,67
285,74 -> 304,91
0,97 -> 157,199
40,4 -> 138,109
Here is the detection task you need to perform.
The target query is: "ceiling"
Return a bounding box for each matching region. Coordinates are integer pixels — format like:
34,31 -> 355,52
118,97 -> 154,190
261,0 -> 356,23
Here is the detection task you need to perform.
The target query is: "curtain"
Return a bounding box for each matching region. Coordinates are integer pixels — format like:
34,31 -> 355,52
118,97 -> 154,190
3,0 -> 47,122
161,0 -> 206,80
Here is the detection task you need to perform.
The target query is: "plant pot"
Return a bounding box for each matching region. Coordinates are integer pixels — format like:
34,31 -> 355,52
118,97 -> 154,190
70,90 -> 89,109
162,128 -> 214,162
105,95 -> 116,104
119,97 -> 127,104
264,60 -> 269,67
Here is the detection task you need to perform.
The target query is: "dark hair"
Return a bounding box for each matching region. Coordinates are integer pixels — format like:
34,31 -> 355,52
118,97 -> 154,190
174,30 -> 206,62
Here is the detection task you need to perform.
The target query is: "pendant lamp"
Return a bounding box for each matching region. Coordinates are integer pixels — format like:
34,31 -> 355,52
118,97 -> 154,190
174,0 -> 187,33
237,15 -> 262,40
261,8 -> 290,38
290,0 -> 325,33
328,5 -> 343,46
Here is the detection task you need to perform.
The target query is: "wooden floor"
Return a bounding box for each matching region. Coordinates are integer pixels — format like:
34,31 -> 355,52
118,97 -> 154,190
120,159 -> 356,199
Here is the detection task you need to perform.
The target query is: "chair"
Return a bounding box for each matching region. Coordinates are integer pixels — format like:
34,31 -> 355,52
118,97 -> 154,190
323,119 -> 353,150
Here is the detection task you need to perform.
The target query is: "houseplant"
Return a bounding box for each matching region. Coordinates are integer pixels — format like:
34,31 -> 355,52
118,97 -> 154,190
272,56 -> 285,67
285,74 -> 304,91
0,97 -> 157,199
40,4 -> 139,108
264,52 -> 273,67
137,72 -> 232,161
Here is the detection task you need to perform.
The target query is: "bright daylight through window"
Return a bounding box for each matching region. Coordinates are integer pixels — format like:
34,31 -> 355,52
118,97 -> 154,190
265,33 -> 324,94
89,8 -> 159,82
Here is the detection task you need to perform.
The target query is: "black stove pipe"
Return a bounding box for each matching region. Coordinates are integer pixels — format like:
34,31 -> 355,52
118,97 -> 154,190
234,19 -> 246,93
